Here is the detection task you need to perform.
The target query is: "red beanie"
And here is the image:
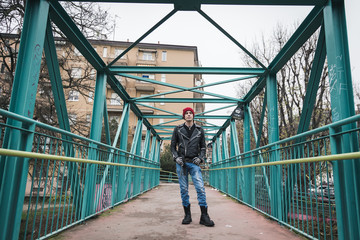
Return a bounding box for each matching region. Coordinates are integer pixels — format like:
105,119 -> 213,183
183,107 -> 195,119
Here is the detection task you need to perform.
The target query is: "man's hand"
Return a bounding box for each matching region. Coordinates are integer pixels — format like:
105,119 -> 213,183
192,157 -> 201,166
175,157 -> 184,166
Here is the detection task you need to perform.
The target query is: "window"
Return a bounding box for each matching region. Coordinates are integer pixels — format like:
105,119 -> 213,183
86,114 -> 91,126
74,48 -> 82,56
0,63 -> 5,73
89,69 -> 96,79
68,90 -> 79,101
103,47 -> 108,57
115,48 -> 125,59
162,51 -> 167,61
142,52 -> 153,61
71,67 -> 82,78
140,94 -> 152,107
161,74 -> 166,82
68,114 -> 77,125
159,118 -> 164,124
110,92 -> 121,105
88,91 -> 93,103
115,75 -> 122,83
109,115 -> 120,123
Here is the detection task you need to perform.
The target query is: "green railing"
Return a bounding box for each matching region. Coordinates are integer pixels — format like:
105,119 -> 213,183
0,109 -> 160,240
208,114 -> 360,240
159,170 -> 178,183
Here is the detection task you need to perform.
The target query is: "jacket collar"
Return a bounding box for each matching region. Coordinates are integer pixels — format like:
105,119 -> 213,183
179,123 -> 201,140
181,122 -> 200,129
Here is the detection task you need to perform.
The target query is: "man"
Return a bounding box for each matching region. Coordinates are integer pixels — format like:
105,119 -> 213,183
170,107 -> 215,227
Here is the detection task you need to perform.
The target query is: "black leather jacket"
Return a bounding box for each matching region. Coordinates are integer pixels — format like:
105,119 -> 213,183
170,123 -> 206,163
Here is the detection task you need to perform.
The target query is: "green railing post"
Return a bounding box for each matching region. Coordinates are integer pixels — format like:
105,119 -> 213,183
324,1 -> 360,238
266,73 -> 282,220
0,1 -> 49,239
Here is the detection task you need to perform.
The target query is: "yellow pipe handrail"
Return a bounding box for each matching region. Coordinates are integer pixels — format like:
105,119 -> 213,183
0,148 -> 160,170
206,151 -> 360,171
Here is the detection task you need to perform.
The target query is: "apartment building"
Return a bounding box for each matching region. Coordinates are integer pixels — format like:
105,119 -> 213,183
60,38 -> 205,145
0,34 -> 205,146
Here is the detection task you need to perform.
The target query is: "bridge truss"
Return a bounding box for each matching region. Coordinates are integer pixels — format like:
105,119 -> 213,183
0,1 -> 359,239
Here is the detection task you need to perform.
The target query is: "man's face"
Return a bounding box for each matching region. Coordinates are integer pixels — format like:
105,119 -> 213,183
184,110 -> 194,121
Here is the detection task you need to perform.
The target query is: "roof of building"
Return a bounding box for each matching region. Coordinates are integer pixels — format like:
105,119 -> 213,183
1,33 -> 199,63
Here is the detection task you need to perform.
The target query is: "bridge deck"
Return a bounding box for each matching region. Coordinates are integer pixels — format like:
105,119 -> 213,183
54,183 -> 302,240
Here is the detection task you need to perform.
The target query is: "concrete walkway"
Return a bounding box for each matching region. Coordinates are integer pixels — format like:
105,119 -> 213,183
53,183 -> 303,240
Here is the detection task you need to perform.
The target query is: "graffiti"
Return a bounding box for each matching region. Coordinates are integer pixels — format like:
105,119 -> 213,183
329,64 -> 337,94
95,183 -> 112,212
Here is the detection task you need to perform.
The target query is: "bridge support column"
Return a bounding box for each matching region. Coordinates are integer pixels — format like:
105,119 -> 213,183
230,119 -> 244,201
142,129 -> 152,191
243,103 -> 254,206
266,73 -> 282,220
155,138 -> 161,186
82,71 -> 107,218
0,1 -> 49,239
221,131 -> 229,193
149,136 -> 157,188
119,104 -> 130,200
324,1 -> 360,239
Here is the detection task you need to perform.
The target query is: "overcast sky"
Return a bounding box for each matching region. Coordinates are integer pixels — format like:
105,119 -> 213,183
101,1 -> 360,127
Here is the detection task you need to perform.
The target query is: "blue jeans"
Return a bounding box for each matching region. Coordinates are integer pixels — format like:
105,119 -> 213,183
176,162 -> 207,207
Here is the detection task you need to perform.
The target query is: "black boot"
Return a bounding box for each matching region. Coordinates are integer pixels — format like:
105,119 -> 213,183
182,204 -> 192,224
200,206 -> 215,227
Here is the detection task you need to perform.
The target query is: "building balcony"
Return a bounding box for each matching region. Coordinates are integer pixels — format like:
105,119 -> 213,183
136,59 -> 157,66
107,57 -> 128,66
107,106 -> 123,113
135,85 -> 155,92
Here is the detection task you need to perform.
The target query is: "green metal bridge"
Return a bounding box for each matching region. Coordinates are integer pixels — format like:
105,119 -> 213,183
0,0 -> 359,239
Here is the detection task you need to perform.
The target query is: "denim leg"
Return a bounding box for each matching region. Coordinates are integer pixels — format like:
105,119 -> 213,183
187,162 -> 207,207
176,163 -> 190,207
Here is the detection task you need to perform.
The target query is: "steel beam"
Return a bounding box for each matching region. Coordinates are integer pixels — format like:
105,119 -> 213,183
135,98 -> 238,103
0,1 -> 49,239
324,0 -> 360,238
132,76 -> 256,101
297,26 -> 326,135
59,0 -> 326,6
266,73 -> 282,220
125,74 -> 240,102
111,66 -> 265,75
82,71 -> 107,217
119,104 -> 130,201
243,104 -> 254,206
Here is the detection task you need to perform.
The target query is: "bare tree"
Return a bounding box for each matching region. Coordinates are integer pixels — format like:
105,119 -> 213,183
238,23 -> 331,146
0,1 -> 114,136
